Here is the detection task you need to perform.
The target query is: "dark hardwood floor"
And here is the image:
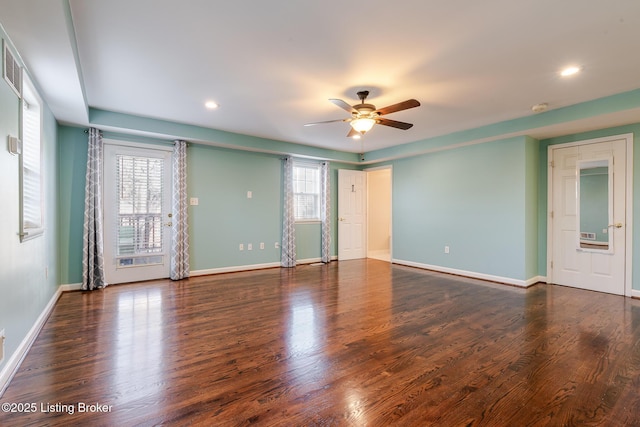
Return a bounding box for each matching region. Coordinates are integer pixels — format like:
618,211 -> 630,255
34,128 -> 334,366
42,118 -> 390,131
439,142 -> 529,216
1,259 -> 640,426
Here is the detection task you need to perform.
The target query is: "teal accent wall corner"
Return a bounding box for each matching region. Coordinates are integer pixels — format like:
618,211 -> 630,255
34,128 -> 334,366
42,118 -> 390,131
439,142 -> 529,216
389,136 -> 536,282
57,125 -> 88,285
524,136 -> 540,280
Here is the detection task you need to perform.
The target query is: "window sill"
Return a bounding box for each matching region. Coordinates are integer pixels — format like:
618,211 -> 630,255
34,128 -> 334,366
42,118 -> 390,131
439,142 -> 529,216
295,220 -> 321,224
20,227 -> 44,242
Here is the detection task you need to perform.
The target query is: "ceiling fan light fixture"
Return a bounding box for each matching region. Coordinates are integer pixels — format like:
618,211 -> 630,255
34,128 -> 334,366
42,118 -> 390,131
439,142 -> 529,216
350,118 -> 376,133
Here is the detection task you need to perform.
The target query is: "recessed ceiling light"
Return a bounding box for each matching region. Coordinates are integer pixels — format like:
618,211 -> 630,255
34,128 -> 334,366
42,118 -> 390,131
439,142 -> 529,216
560,66 -> 582,77
205,101 -> 219,109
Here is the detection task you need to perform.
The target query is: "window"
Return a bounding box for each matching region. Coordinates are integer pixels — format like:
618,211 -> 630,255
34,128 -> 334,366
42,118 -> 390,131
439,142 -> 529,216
19,73 -> 43,241
293,162 -> 320,221
115,154 -> 164,267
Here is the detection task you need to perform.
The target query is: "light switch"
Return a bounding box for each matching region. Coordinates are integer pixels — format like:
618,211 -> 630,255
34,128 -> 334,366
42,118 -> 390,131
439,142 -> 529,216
190,197 -> 199,206
247,191 -> 252,199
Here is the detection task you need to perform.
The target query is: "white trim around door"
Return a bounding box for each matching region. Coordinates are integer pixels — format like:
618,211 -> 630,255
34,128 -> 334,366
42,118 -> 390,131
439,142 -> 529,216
547,133 -> 633,296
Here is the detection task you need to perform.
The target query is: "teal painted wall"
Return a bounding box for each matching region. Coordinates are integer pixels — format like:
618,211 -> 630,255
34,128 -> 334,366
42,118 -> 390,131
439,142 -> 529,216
0,32 -> 59,374
57,130 -> 353,282
57,126 -> 87,285
524,136 -> 540,279
390,136 -> 537,281
539,123 -> 640,290
186,145 -> 353,269
187,145 -> 283,270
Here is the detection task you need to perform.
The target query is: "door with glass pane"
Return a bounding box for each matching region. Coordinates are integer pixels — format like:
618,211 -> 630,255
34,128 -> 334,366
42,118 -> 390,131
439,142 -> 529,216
103,143 -> 172,284
548,135 -> 630,295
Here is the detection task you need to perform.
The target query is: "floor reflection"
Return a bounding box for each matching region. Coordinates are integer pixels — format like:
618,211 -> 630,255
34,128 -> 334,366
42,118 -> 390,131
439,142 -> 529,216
113,288 -> 165,403
286,288 -> 329,397
289,302 -> 317,354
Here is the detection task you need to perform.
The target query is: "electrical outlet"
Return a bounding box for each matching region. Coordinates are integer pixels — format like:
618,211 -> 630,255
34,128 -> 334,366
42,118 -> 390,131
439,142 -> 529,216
190,197 -> 199,206
260,242 -> 265,250
444,246 -> 450,254
239,243 -> 244,251
275,242 -> 280,249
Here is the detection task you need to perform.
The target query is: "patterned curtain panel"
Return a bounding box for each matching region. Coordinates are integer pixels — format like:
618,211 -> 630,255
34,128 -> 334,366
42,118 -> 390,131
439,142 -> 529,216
281,156 -> 296,267
82,128 -> 106,290
171,140 -> 190,280
320,161 -> 331,263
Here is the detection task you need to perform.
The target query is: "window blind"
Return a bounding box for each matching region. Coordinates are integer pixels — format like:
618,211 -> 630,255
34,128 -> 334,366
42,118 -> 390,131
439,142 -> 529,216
115,154 -> 164,267
293,162 -> 320,221
20,74 -> 43,240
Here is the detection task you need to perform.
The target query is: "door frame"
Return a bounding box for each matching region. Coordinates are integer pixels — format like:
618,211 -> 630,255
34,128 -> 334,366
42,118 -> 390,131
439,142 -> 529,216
365,165 -> 393,261
103,139 -> 174,284
336,166 -> 394,262
546,133 -> 634,297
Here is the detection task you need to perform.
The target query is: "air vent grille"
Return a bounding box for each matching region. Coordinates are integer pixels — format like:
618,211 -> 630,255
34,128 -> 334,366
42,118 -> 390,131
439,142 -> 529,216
3,39 -> 22,97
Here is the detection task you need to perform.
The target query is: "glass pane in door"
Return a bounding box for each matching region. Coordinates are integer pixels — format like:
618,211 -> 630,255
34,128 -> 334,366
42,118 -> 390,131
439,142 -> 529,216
116,155 -> 165,267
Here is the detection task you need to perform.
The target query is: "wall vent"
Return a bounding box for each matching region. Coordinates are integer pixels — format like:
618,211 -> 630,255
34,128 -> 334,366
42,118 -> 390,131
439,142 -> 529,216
3,39 -> 22,98
580,232 -> 596,240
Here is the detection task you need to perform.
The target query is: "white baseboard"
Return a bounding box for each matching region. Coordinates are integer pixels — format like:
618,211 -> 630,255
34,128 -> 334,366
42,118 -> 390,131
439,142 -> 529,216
0,285 -> 64,397
632,289 -> 640,299
525,276 -> 547,287
190,257 -> 338,277
191,262 -> 282,276
392,259 -> 543,288
367,250 -> 391,262
59,283 -> 83,292
296,256 -> 337,265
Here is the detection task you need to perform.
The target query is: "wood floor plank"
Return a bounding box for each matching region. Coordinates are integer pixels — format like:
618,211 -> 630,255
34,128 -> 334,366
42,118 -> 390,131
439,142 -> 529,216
1,259 -> 640,426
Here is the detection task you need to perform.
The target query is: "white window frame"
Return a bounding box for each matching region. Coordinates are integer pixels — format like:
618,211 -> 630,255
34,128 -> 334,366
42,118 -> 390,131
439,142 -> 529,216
19,72 -> 44,241
293,160 -> 321,222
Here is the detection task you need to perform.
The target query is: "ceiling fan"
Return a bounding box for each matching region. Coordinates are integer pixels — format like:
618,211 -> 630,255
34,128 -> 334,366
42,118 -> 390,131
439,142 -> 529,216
305,90 -> 420,138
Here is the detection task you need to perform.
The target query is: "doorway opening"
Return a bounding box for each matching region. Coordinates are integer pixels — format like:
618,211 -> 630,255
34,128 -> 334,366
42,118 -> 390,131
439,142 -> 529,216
367,167 -> 392,261
336,167 -> 393,262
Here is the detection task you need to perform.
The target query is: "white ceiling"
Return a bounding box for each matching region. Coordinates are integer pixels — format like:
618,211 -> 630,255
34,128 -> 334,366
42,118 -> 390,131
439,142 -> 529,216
1,0 -> 640,153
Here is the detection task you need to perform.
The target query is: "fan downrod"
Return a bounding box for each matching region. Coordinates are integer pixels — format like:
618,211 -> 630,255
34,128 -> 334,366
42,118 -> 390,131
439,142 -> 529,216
356,90 -> 370,103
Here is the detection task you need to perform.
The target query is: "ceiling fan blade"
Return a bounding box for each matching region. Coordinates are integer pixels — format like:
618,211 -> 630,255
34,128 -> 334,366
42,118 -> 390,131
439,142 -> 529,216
377,118 -> 414,130
330,98 -> 358,114
347,127 -> 360,138
304,118 -> 349,126
375,99 -> 420,116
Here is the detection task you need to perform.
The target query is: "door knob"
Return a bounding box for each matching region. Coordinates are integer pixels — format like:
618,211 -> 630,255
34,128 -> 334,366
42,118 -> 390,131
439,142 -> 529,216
608,223 -> 623,228
339,217 -> 346,221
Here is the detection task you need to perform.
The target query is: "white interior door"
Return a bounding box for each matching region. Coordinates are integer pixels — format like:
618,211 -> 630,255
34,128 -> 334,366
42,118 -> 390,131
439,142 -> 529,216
338,169 -> 366,260
549,136 -> 629,295
104,142 -> 172,284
